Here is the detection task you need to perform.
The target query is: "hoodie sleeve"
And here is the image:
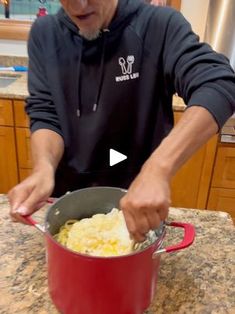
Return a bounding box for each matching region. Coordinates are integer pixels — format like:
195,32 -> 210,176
162,9 -> 235,128
26,19 -> 63,138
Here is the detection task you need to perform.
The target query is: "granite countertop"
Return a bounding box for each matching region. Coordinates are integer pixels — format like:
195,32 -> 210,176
0,194 -> 234,314
0,56 -> 28,100
0,72 -> 28,100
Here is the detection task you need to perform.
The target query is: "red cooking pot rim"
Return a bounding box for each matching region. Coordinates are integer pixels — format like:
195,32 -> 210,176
23,187 -> 195,258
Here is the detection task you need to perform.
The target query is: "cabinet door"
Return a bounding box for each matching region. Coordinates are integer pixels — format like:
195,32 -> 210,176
16,127 -> 32,181
0,126 -> 18,193
0,98 -> 14,126
167,0 -> 181,10
14,100 -> 29,127
170,111 -> 218,209
211,144 -> 235,189
207,187 -> 235,223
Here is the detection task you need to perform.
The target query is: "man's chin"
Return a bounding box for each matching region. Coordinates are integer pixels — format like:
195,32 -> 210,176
79,28 -> 101,41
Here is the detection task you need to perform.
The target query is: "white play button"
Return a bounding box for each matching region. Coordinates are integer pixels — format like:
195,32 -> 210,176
109,149 -> 127,166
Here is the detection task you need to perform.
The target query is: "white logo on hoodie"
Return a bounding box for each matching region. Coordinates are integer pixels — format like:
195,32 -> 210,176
115,55 -> 139,82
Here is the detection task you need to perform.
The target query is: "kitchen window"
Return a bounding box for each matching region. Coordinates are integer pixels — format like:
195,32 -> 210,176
0,0 -> 61,40
0,0 -> 61,20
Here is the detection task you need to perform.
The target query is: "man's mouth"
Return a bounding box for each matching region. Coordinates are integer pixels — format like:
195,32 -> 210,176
76,12 -> 94,21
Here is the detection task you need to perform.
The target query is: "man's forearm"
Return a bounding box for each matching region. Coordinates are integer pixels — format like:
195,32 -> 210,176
30,129 -> 64,173
144,106 -> 219,178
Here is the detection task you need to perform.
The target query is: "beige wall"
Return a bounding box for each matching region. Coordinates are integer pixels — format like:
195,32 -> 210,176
0,39 -> 27,56
181,0 -> 210,41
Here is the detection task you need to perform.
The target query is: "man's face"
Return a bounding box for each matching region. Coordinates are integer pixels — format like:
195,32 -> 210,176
60,0 -> 118,40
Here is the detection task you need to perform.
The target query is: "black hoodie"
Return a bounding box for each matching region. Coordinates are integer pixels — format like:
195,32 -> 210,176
26,0 -> 235,195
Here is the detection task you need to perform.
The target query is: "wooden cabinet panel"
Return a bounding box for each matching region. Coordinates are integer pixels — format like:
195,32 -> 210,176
0,126 -> 18,193
170,111 -> 218,209
207,187 -> 235,223
211,144 -> 235,189
16,128 -> 32,169
14,100 -> 29,127
167,0 -> 181,10
0,99 -> 13,126
19,169 -> 32,182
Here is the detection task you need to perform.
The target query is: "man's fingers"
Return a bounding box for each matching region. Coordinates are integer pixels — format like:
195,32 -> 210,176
146,210 -> 161,230
10,209 -> 32,224
123,209 -> 150,242
133,214 -> 149,238
158,205 -> 169,221
9,187 -> 48,224
10,201 -> 46,224
122,211 -> 135,235
121,204 -> 167,242
17,190 -> 47,215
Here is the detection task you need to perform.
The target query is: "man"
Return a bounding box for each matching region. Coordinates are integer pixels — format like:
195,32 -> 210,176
8,0 -> 235,242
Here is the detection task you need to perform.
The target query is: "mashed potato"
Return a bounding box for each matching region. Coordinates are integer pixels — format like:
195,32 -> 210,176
55,208 -> 134,257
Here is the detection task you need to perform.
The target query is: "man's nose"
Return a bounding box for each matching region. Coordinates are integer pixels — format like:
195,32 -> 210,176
70,0 -> 88,10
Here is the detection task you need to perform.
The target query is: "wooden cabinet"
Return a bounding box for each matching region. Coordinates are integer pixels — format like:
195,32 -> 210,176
0,98 -> 14,126
0,99 -> 18,193
167,0 -> 181,10
13,100 -> 32,181
209,144 -> 235,188
170,111 -> 218,209
16,127 -> 32,181
14,99 -> 29,127
207,143 -> 235,223
207,188 -> 235,222
0,98 -> 33,193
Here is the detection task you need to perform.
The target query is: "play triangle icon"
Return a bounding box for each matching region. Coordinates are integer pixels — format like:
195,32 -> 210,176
109,149 -> 127,167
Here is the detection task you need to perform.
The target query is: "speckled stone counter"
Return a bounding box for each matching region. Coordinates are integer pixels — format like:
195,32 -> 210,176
0,72 -> 28,100
0,56 -> 28,100
0,194 -> 234,314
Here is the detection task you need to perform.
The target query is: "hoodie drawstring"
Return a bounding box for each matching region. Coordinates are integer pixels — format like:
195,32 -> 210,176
77,38 -> 83,118
92,29 -> 109,113
77,29 -> 109,118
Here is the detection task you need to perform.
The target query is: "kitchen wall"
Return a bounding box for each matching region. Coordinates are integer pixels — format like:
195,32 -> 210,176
0,0 -> 210,57
181,0 -> 209,40
0,39 -> 27,56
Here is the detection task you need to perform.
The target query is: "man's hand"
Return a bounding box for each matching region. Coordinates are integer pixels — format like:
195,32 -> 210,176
8,128 -> 64,224
121,106 -> 219,242
8,167 -> 55,224
120,161 -> 170,242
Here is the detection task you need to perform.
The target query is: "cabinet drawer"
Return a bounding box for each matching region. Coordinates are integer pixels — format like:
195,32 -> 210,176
207,187 -> 235,223
0,126 -> 18,192
211,144 -> 235,189
14,100 -> 29,127
0,99 -> 13,126
16,127 -> 32,169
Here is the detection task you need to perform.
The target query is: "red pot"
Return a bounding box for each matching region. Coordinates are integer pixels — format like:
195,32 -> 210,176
25,187 -> 195,314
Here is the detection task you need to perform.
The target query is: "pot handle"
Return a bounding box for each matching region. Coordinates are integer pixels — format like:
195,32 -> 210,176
152,222 -> 195,258
22,215 -> 46,233
20,198 -> 55,233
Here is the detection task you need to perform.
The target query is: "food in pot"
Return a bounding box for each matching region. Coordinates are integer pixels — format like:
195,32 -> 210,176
54,208 -> 134,257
